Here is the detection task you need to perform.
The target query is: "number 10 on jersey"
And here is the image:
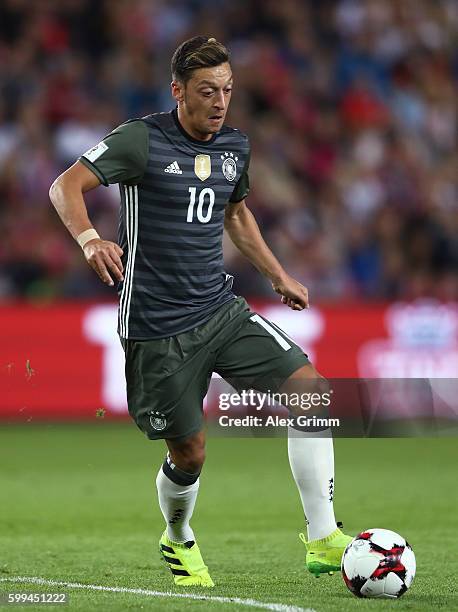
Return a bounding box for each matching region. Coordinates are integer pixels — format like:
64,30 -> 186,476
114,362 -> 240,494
187,187 -> 215,224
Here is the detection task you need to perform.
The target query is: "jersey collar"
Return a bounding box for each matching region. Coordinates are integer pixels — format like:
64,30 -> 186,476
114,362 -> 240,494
172,107 -> 218,146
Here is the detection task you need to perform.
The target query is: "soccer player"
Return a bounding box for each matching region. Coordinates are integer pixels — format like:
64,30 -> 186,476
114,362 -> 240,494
49,36 -> 351,587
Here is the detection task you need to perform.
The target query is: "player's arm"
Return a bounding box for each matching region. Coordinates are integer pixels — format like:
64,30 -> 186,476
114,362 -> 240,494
49,120 -> 148,286
49,162 -> 124,286
224,199 -> 309,310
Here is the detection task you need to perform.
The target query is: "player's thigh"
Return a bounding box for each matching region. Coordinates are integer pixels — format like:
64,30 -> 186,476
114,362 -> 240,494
214,311 -> 310,393
121,337 -> 213,441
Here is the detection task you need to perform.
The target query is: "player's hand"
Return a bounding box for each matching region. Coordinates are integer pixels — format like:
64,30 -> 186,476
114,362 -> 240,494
83,239 -> 124,286
272,274 -> 309,310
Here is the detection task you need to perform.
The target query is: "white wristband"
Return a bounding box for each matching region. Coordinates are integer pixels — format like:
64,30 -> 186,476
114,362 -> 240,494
77,228 -> 100,249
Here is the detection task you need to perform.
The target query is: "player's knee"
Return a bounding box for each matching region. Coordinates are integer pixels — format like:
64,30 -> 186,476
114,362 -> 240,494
174,452 -> 205,474
281,364 -> 330,395
285,362 -> 323,381
168,436 -> 206,474
280,365 -> 331,418
314,374 -> 331,396
186,453 -> 205,474
179,446 -> 205,473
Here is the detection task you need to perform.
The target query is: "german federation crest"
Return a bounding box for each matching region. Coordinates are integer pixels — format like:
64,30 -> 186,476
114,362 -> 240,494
149,411 -> 167,431
221,151 -> 238,181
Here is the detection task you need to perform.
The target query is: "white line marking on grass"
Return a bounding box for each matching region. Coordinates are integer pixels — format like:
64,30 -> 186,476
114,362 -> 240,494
0,576 -> 316,612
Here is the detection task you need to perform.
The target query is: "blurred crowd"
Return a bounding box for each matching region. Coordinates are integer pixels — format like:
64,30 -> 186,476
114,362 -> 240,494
0,0 -> 456,302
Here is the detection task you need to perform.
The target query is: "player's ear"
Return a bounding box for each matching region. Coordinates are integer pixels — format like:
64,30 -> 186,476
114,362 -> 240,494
171,80 -> 184,103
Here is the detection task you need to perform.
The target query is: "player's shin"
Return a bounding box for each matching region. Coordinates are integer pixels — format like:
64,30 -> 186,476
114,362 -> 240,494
156,456 -> 200,543
287,427 -> 337,541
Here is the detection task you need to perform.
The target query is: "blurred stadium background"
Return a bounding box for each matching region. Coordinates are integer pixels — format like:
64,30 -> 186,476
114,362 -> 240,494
1,4 -> 457,609
0,0 -> 457,419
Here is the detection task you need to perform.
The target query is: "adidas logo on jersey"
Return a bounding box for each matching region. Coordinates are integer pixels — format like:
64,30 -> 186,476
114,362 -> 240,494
164,161 -> 182,174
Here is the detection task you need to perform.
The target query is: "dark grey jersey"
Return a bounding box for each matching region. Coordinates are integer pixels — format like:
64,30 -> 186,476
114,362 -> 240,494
79,109 -> 250,339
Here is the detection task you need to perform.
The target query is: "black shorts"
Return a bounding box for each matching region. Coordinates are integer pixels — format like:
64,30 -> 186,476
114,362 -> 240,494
120,297 -> 310,440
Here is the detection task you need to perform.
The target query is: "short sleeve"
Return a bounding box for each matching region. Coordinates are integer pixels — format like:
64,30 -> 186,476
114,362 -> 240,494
229,148 -> 250,203
78,120 -> 149,186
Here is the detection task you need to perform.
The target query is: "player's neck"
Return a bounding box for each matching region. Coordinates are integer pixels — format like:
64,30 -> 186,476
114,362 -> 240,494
176,106 -> 212,142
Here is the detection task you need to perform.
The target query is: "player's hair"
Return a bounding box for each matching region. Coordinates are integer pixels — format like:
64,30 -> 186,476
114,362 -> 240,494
171,36 -> 230,84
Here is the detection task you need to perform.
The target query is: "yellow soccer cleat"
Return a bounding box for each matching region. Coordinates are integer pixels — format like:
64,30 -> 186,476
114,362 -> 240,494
159,531 -> 215,587
300,523 -> 353,578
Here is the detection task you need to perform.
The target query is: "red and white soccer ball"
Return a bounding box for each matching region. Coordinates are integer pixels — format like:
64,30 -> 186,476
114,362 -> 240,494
342,528 -> 416,598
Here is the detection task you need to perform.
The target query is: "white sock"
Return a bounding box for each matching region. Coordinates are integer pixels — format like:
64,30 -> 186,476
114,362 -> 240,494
288,427 -> 337,541
156,467 -> 199,543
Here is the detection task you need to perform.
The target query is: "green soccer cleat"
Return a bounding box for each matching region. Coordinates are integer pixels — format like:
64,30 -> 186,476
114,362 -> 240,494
159,531 -> 215,587
299,522 -> 353,578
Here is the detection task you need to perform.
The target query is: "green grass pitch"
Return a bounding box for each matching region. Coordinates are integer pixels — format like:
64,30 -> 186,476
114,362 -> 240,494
0,424 -> 457,611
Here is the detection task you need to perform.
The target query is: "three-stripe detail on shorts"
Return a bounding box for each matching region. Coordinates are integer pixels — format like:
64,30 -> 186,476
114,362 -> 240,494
249,314 -> 291,351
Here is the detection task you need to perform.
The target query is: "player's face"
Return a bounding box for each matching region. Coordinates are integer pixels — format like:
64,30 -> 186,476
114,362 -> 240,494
172,63 -> 233,141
